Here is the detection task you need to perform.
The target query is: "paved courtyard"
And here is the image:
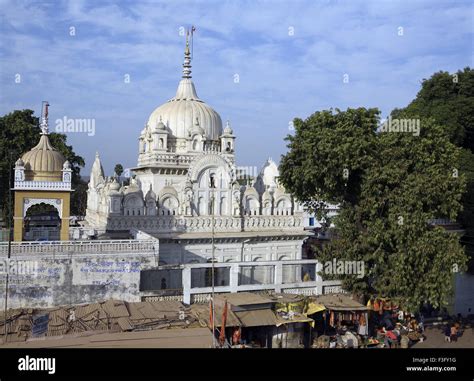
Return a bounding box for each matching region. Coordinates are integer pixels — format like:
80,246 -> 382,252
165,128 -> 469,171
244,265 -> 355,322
412,324 -> 474,348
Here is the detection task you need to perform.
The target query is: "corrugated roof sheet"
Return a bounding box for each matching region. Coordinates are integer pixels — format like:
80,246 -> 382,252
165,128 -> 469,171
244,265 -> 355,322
234,309 -> 277,327
310,293 -> 366,311
215,292 -> 273,307
103,300 -> 130,318
117,317 -> 133,331
1,299 -> 199,342
190,304 -> 241,328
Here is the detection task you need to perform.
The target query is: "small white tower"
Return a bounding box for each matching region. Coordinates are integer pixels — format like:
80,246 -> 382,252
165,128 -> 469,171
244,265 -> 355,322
221,120 -> 235,153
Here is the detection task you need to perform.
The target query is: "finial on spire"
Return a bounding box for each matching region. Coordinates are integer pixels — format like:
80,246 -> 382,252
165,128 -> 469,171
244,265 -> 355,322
40,101 -> 50,135
182,27 -> 195,79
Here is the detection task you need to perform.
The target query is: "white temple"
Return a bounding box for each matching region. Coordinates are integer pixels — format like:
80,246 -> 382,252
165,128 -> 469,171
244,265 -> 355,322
84,34 -> 306,268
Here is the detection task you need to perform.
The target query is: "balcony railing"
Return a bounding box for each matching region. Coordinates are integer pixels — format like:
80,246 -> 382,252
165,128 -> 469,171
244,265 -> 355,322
0,239 -> 158,256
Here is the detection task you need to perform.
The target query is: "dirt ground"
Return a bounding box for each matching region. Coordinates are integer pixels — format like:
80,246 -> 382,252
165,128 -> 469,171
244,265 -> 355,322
412,325 -> 474,348
1,327 -> 213,348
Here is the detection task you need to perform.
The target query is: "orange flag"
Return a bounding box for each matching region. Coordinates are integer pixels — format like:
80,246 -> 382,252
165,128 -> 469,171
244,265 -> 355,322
219,300 -> 228,346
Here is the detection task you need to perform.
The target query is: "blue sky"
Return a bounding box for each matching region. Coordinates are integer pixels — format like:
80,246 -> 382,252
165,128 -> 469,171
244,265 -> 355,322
1,0 -> 473,176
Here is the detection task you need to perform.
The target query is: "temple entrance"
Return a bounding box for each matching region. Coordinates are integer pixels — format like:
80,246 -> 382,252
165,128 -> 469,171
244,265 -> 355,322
23,203 -> 61,241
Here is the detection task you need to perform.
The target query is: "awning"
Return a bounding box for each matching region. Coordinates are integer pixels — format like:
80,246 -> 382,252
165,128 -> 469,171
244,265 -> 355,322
234,309 -> 278,327
276,301 -> 325,316
275,313 -> 315,327
305,302 -> 326,315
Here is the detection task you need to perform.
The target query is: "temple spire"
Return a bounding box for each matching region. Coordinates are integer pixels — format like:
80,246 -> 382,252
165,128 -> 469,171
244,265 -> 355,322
182,29 -> 192,79
40,101 -> 50,135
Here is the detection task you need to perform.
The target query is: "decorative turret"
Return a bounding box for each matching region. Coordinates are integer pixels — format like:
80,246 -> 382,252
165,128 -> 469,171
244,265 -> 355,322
20,102 -> 67,182
62,160 -> 72,183
13,101 -> 73,241
221,120 -> 236,153
188,117 -> 206,151
89,152 -> 105,189
14,158 -> 25,182
152,116 -> 169,151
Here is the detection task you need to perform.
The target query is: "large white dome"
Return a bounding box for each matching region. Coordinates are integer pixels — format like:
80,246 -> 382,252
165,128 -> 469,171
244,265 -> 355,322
146,41 -> 222,141
147,79 -> 222,140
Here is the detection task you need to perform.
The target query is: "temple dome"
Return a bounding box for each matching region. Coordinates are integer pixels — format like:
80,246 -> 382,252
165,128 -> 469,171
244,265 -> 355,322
21,134 -> 65,181
145,38 -> 222,141
147,79 -> 222,141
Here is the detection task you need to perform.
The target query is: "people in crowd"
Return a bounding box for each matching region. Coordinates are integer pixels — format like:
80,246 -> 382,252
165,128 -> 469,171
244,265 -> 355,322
450,324 -> 458,342
444,324 -> 451,342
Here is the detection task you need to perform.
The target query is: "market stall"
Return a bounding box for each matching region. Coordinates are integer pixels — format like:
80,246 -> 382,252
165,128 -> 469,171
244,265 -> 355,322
308,293 -> 369,348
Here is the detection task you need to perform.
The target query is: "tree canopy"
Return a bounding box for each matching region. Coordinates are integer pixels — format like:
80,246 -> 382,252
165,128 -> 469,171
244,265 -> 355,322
280,107 -> 467,311
114,164 -> 124,177
392,67 -> 474,267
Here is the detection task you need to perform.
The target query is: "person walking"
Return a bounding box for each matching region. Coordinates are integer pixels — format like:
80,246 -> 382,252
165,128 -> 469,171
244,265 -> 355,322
444,324 -> 451,343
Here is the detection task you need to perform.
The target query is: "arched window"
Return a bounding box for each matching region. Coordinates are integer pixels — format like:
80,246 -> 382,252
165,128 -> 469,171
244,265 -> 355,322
276,198 -> 291,216
160,196 -> 179,216
245,197 -> 259,216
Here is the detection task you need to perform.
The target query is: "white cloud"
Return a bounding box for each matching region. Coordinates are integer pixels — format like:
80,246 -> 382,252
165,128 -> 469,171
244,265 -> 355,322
0,0 -> 472,174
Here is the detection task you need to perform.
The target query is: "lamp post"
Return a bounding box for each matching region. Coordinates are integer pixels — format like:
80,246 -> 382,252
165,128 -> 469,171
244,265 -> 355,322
3,152 -> 13,342
210,173 -> 216,348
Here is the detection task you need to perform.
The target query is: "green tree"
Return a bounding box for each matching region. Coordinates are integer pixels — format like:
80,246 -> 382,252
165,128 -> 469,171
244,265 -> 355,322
114,163 -> 124,178
0,110 -> 86,222
280,108 -> 467,311
391,67 -> 474,269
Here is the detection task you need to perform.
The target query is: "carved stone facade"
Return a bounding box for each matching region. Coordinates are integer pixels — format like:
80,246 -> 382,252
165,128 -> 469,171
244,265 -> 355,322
84,37 -> 306,263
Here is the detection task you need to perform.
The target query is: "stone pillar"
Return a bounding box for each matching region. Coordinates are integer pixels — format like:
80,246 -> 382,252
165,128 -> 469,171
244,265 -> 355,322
13,193 -> 24,241
59,193 -> 71,241
183,266 -> 192,305
60,218 -> 69,240
13,217 -> 23,241
315,261 -> 323,295
229,263 -> 239,293
274,262 -> 283,293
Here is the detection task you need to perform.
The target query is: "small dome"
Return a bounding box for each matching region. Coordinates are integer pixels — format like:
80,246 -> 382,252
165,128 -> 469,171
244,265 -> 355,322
189,117 -> 205,137
158,184 -> 179,200
262,189 -> 273,201
63,160 -> 71,170
223,120 -> 233,135
109,178 -> 121,191
15,158 -> 24,167
145,186 -> 157,200
152,116 -> 168,134
244,186 -> 259,198
273,187 -> 288,201
123,184 -> 142,196
21,135 -> 65,181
